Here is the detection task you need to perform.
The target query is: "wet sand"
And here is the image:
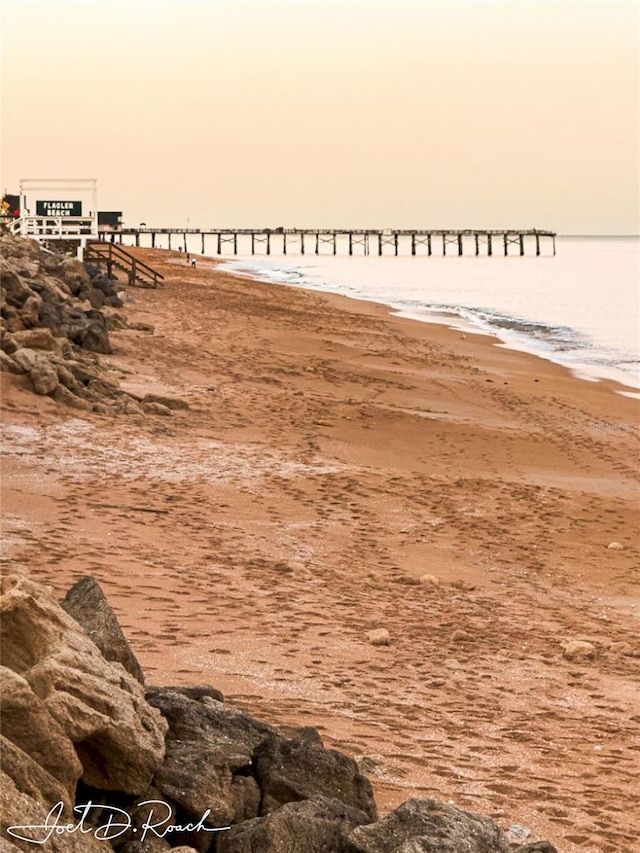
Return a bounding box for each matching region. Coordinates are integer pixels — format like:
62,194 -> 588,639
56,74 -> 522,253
2,248 -> 639,852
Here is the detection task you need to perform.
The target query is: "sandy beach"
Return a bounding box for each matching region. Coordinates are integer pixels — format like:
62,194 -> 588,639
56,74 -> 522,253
2,247 -> 639,853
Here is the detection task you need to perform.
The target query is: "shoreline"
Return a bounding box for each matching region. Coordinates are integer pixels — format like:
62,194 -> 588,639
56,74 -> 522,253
215,247 -> 640,395
215,254 -> 639,401
2,245 -> 639,853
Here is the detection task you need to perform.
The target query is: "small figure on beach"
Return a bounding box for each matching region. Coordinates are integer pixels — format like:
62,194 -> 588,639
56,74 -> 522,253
191,257 -> 197,268
186,253 -> 190,264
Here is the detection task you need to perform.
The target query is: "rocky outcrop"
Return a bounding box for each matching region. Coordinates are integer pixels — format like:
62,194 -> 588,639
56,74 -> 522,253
0,575 -> 167,795
0,574 -> 559,853
0,234 -> 183,415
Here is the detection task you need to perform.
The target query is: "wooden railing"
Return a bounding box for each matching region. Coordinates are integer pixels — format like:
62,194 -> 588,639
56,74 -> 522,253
85,242 -> 164,288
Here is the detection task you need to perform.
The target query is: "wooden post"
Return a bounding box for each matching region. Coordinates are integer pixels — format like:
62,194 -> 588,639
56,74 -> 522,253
135,232 -> 140,247
552,235 -> 556,256
349,233 -> 353,255
151,232 -> 156,248
233,233 -> 238,255
503,234 -> 508,256
487,233 -> 492,256
411,235 -> 416,256
168,233 -> 172,250
301,233 -> 305,254
183,232 -> 187,253
378,234 -> 383,256
251,233 -> 255,254
394,233 -> 399,256
333,233 -> 337,254
458,233 -> 463,256
427,234 -> 432,256
442,234 -> 447,256
519,234 -> 524,256
217,233 -> 221,254
201,233 -> 205,254
535,233 -> 540,256
283,233 -> 287,255
315,233 -> 319,254
130,257 -> 137,286
475,234 -> 479,256
266,233 -> 271,255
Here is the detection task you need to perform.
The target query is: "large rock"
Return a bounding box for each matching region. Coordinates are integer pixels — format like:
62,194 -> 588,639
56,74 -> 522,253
347,799 -> 510,853
145,687 -> 274,828
218,795 -> 371,853
0,574 -> 167,795
0,668 -> 82,796
30,359 -> 59,395
0,735 -> 73,812
254,729 -> 377,820
77,309 -> 111,354
61,576 -> 145,684
8,328 -> 59,352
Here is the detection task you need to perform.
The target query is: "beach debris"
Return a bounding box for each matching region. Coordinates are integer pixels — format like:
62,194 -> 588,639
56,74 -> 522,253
367,628 -> 391,646
606,541 -> 625,550
451,629 -> 474,643
561,639 -> 597,661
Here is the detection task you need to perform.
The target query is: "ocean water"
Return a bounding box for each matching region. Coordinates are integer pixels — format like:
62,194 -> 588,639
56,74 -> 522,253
175,234 -> 639,391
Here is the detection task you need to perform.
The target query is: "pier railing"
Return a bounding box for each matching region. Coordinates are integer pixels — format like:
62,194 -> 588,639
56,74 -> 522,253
105,227 -> 556,257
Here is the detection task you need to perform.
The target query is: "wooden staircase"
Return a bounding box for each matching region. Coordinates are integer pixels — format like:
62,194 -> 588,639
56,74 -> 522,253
84,242 -> 164,288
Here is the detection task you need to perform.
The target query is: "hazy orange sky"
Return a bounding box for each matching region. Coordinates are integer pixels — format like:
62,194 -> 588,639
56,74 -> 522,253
1,0 -> 638,234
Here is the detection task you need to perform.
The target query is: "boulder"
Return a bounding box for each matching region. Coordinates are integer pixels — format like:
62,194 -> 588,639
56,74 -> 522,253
0,574 -> 167,795
76,310 -> 111,354
12,348 -> 41,373
146,687 -> 273,827
0,351 -> 23,374
218,795 -> 371,853
561,640 -> 596,661
0,260 -> 33,307
10,328 -> 59,352
19,294 -> 43,327
254,729 -> 377,820
367,629 -> 390,647
59,257 -> 90,294
513,844 -> 558,853
30,359 -> 59,395
347,798 -> 510,853
61,576 -> 145,684
0,735 -> 73,812
0,668 -> 82,796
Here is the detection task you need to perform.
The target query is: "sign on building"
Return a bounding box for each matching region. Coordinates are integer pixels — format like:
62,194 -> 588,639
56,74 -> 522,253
35,200 -> 82,217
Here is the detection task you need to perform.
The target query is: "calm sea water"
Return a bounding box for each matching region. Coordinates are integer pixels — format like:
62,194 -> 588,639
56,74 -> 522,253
175,234 -> 639,391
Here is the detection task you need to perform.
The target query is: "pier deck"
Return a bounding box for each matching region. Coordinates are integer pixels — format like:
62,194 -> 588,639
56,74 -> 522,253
108,228 -> 556,257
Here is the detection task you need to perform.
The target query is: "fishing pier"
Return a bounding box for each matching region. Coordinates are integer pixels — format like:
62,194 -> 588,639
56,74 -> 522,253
110,228 -> 556,257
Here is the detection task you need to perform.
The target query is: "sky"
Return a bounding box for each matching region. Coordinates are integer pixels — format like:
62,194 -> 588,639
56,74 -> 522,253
1,0 -> 638,234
